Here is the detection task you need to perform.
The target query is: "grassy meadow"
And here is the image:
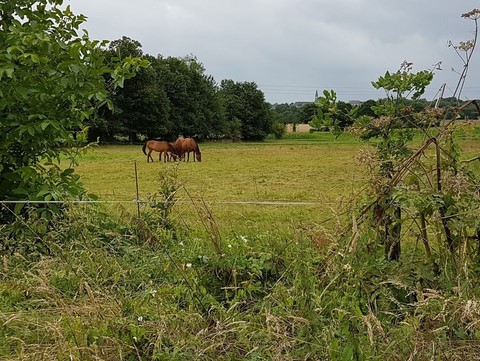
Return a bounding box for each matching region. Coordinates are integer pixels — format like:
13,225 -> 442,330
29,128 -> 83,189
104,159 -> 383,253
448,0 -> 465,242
3,130 -> 480,360
75,128 -> 480,237
75,132 -> 369,237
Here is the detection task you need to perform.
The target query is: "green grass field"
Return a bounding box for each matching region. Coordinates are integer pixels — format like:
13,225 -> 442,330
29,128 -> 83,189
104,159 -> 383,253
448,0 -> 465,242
74,129 -> 480,237
75,133 -> 369,237
3,130 -> 480,360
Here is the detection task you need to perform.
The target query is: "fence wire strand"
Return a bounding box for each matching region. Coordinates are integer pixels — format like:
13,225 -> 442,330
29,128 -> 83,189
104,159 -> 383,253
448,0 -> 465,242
0,199 -> 336,206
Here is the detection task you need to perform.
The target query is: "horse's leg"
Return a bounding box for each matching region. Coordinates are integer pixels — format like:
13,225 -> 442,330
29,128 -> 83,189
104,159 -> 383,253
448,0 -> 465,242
148,149 -> 153,162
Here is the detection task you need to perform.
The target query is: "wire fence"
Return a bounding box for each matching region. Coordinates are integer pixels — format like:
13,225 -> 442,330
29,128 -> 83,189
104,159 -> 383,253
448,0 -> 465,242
0,199 -> 338,206
0,161 -> 364,227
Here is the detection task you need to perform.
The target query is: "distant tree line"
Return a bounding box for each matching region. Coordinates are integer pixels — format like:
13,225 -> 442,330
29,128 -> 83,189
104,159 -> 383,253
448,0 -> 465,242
88,37 -> 274,142
89,37 -> 479,142
271,97 -> 480,132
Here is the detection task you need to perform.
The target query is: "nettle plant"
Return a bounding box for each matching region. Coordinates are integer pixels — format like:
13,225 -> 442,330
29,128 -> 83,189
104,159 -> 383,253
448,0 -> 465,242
350,9 -> 480,266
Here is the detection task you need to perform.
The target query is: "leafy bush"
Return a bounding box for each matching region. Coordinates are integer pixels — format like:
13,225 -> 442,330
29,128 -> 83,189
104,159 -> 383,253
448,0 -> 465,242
0,0 -> 147,221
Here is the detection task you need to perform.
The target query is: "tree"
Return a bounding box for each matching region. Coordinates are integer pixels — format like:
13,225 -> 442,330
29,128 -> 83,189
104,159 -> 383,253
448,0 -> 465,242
298,103 -> 318,124
355,99 -> 377,118
336,101 -> 354,128
271,103 -> 301,131
88,37 -> 171,142
158,55 -> 226,139
352,61 -> 434,260
0,0 -> 146,219
309,90 -> 339,132
219,80 -> 273,140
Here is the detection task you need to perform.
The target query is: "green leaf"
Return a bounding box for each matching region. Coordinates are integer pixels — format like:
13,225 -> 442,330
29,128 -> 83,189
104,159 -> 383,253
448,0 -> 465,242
40,121 -> 50,130
36,186 -> 50,198
341,343 -> 354,361
14,202 -> 25,214
12,188 -> 30,196
4,66 -> 14,78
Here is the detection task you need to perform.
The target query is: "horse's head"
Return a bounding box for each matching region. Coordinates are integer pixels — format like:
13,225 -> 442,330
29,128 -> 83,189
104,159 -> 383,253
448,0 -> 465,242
196,152 -> 202,162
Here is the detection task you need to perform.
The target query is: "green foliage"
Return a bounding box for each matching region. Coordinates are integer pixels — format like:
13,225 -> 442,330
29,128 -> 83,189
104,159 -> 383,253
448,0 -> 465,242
351,58 -> 480,263
270,121 -> 286,139
160,55 -> 226,139
298,102 -> 318,124
0,0 -> 146,220
271,103 -> 302,126
219,79 -> 273,141
90,40 -> 232,142
3,203 -> 480,359
372,62 -> 433,102
308,90 -> 354,133
354,62 -> 434,165
146,164 -> 181,229
309,90 -> 338,132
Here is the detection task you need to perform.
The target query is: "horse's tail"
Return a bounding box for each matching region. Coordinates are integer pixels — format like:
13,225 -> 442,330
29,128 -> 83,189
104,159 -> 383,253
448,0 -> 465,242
142,142 -> 148,155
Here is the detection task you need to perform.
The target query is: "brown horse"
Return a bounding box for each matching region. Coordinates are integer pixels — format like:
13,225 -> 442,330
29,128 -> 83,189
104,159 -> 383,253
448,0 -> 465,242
174,137 -> 201,162
142,140 -> 177,162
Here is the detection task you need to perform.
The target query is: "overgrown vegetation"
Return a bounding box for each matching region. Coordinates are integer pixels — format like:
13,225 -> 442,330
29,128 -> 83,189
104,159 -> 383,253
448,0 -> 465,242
2,3 -> 480,360
2,155 -> 480,359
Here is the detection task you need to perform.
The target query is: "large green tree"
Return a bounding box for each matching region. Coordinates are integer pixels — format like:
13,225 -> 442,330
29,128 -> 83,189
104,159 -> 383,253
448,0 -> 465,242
95,37 -> 170,142
0,0 -> 145,217
93,45 -> 226,141
271,103 -> 301,131
298,103 -> 318,124
158,55 -> 226,139
219,80 -> 272,140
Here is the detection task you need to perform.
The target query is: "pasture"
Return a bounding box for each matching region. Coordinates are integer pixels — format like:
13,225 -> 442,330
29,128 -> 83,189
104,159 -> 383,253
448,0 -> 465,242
75,133 -> 369,237
3,130 -> 480,360
75,129 -> 480,238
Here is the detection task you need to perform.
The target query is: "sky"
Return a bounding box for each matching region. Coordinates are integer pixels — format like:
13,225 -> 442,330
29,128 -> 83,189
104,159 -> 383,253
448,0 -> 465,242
69,0 -> 480,104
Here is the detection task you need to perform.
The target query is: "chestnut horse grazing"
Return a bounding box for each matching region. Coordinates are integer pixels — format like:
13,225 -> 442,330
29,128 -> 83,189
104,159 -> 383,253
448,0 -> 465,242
142,140 -> 177,162
175,137 -> 201,162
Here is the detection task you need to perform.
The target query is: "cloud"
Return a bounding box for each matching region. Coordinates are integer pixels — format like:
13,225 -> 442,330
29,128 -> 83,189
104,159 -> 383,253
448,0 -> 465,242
70,0 -> 480,103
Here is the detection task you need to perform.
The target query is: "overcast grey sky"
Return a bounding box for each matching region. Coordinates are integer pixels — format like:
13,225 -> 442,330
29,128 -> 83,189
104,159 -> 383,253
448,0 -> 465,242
69,1 -> 480,104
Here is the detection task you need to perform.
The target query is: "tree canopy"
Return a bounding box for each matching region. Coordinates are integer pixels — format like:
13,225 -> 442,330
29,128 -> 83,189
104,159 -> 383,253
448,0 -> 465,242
218,80 -> 273,141
88,39 -> 274,142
